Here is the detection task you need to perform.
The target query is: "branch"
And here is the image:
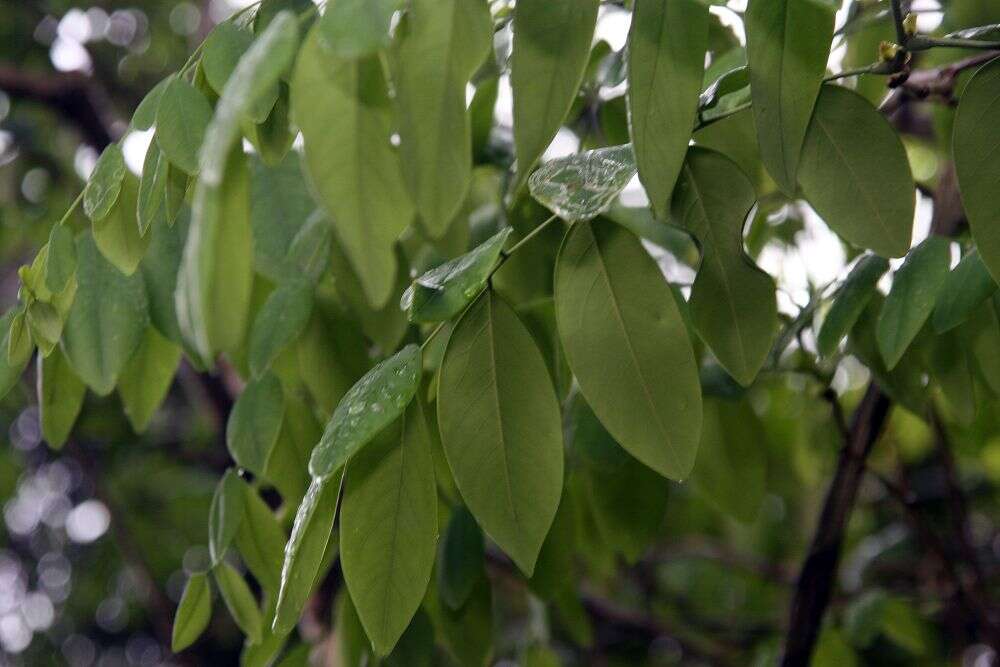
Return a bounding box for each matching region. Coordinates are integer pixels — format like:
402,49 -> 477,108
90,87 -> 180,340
0,65 -> 121,149
780,383 -> 892,666
880,51 -> 1000,116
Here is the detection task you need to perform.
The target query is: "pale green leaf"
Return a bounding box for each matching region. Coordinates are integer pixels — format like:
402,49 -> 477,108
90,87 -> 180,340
393,0 -> 492,236
309,344 -> 422,478
117,326 -> 180,433
799,85 -> 914,258
131,76 -> 170,131
286,210 -> 332,284
341,400 -> 437,656
627,0 -> 708,215
671,147 -> 777,385
250,152 -> 315,283
209,469 -> 245,566
248,279 -> 313,377
932,249 -> 997,333
318,0 -> 402,59
817,255 -> 889,356
61,232 -> 149,396
0,308 -> 31,400
156,77 -> 213,175
438,290 -> 564,574
227,372 -> 285,477
877,237 -> 951,369
172,572 -> 212,652
292,26 -> 413,307
529,144 -> 637,222
214,561 -> 263,645
44,223 -> 77,295
555,220 -> 701,480
234,483 -> 287,593
510,0 -> 599,194
745,0 -> 835,194
83,143 -> 126,222
6,308 -> 32,369
93,172 -> 150,276
137,141 -> 169,236
401,228 -> 512,324
37,347 -> 85,449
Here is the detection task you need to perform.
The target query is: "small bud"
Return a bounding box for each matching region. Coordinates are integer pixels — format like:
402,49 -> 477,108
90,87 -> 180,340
903,12 -> 918,37
879,41 -> 901,62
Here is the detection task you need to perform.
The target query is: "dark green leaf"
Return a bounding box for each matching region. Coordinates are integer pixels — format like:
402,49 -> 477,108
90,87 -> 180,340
437,506 -> 484,611
172,572 -> 212,652
37,347 -> 85,449
227,372 -> 285,477
627,0 -> 708,215
555,220 -> 701,480
140,210 -> 188,344
817,255 -> 889,357
309,344 -> 422,478
932,249 -> 997,333
117,326 -> 180,433
438,290 -> 563,574
209,469 -> 245,566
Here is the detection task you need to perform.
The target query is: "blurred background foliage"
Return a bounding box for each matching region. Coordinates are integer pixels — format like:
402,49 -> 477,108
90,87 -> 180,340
0,0 -> 997,666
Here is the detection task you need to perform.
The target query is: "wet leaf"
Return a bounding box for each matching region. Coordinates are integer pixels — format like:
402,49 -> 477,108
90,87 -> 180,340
529,145 -> 636,222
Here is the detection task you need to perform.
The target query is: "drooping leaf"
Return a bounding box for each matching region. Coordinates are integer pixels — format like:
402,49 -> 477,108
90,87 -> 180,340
117,326 -> 180,433
877,237 -> 951,369
248,278 -> 313,377
176,147 -> 253,365
83,143 -> 126,222
92,172 -> 150,276
26,301 -> 63,356
932,249 -> 997,333
402,228 -> 512,324
341,401 -> 437,656
798,85 -> 914,258
309,344 -> 423,478
0,308 -> 31,400
44,223 -> 77,295
256,0 -> 315,34
292,26 -> 414,307
671,147 -> 777,385
953,56 -> 1000,282
172,572 -> 212,652
745,0 -> 835,194
140,210 -> 188,345
61,232 -> 149,396
393,0 -> 492,237
156,77 -> 213,175
37,347 -> 85,449
199,12 -> 299,185
817,255 -> 890,357
555,220 -> 701,480
438,290 -> 564,574
201,22 -> 253,95
627,0 -> 709,216
437,506 -> 484,611
209,469 -> 245,566
274,474 -> 342,635
7,308 -> 32,368
214,561 -> 264,645
249,152 -> 314,282
227,372 -> 285,477
234,483 -> 287,594
529,145 -> 637,222
286,211 -> 332,285
319,0 -> 402,59
510,0 -> 599,194
131,76 -> 170,131
137,141 -> 169,236
297,305 -> 369,417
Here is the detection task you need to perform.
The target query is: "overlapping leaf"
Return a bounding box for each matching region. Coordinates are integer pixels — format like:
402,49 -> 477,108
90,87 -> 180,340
528,145 -> 636,222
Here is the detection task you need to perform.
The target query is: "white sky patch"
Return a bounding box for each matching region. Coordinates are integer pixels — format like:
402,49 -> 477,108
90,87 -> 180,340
122,129 -> 154,175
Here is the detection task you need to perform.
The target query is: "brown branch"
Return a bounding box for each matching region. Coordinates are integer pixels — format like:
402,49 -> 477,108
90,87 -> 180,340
780,383 -> 892,666
880,51 -> 1000,117
0,64 -> 121,149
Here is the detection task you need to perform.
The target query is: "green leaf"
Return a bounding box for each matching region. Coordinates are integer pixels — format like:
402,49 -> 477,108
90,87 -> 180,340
671,148 -> 777,385
393,0 -> 492,237
297,306 -> 369,417
436,506 -> 484,611
274,474 -> 342,635
7,308 -> 33,368
529,145 -> 637,222
37,347 -> 86,449
817,255 -> 889,357
401,228 -> 512,324
61,232 -> 149,396
438,290 -> 564,574
256,0 -> 315,34
318,0 -> 401,59
213,561 -> 263,645
292,26 -> 413,307
234,483 -> 287,594
26,301 -> 63,356
44,224 -> 77,295
177,147 -> 253,365
156,77 -> 213,175
424,575 -> 493,667
691,397 -> 767,523
140,210 -> 188,344
250,152 -> 315,283
341,400 -> 437,656
799,85 -> 914,258
202,22 -> 254,95
745,0 -> 835,194
209,469 -> 245,566
131,76 -> 170,131
309,344 -> 422,478
877,237 -> 951,369
627,0 -> 709,215
137,141 -> 169,236
227,372 -> 285,477
117,326 -> 180,433
199,12 -> 299,186
248,279 -> 313,377
555,220 -> 701,480
286,210 -> 332,284
510,0 -> 599,194
954,56 -> 1000,282
0,308 -> 31,400
83,143 -> 126,222
93,172 -> 150,276
932,249 -> 997,333
172,572 -> 212,652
